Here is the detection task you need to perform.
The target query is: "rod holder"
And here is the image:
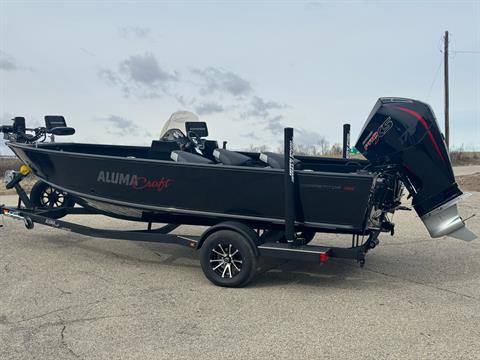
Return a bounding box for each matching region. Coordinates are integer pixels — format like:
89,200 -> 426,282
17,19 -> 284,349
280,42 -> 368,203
342,124 -> 351,159
284,127 -> 295,243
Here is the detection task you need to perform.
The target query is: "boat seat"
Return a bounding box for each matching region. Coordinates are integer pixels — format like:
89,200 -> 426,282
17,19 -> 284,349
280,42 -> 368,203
171,150 -> 214,164
259,152 -> 300,169
149,140 -> 180,160
212,148 -> 251,166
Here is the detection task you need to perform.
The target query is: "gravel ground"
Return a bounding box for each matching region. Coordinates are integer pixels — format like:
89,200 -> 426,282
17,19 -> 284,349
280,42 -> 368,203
453,165 -> 480,176
0,191 -> 479,359
457,173 -> 480,192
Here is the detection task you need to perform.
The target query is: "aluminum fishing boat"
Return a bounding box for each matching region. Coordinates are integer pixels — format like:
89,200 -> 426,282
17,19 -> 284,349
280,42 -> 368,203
0,97 -> 475,287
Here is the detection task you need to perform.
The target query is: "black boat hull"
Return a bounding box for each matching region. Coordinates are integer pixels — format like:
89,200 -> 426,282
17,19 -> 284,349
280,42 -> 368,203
8,142 -> 380,233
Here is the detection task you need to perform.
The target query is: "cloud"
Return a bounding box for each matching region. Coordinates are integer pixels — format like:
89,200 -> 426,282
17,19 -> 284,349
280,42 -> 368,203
80,47 -> 95,57
242,131 -> 260,141
304,1 -> 324,10
264,115 -> 285,135
237,96 -> 288,139
98,68 -> 119,86
195,102 -> 224,115
242,96 -> 285,118
119,26 -> 151,39
262,116 -> 327,147
98,58 -> 289,138
192,67 -> 252,97
99,53 -> 178,99
100,115 -> 152,137
100,115 -> 153,139
173,93 -> 191,107
120,53 -> 178,87
295,128 -> 328,147
0,51 -> 18,71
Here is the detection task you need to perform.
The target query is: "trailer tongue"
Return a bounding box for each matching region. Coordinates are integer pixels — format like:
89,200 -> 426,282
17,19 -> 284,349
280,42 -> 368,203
356,97 -> 476,241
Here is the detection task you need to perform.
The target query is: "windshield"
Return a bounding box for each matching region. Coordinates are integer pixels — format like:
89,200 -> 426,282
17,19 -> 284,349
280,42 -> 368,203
160,111 -> 200,138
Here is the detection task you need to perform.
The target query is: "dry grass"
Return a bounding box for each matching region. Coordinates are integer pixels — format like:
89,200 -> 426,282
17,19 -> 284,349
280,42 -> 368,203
449,151 -> 480,166
0,156 -> 22,174
456,172 -> 480,192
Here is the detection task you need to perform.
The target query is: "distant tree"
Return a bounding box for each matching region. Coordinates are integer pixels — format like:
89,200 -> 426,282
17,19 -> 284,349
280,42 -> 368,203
294,144 -> 313,156
246,144 -> 270,153
318,137 -> 330,155
328,143 -> 342,156
246,140 -> 346,158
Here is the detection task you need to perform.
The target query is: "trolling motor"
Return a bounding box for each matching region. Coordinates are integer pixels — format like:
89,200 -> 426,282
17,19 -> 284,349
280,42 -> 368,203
356,97 -> 476,241
1,116 -> 75,144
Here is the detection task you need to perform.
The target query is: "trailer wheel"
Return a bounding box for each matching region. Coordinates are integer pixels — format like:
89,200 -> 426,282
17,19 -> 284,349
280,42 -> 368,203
30,180 -> 75,216
200,230 -> 257,287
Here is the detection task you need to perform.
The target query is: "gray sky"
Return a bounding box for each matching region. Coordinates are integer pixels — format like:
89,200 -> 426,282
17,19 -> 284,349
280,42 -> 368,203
1,1 -> 479,155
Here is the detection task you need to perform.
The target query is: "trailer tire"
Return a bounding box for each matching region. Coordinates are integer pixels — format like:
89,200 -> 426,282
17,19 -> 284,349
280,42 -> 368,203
30,181 -> 75,218
200,230 -> 257,287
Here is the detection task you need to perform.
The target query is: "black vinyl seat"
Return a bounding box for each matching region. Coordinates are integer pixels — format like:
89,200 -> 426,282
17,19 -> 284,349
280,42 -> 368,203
259,152 -> 300,169
171,150 -> 214,164
213,148 -> 251,166
149,140 -> 180,160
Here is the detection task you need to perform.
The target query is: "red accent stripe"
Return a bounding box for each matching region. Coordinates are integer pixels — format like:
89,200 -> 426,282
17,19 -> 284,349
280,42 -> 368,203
403,163 -> 415,176
395,106 -> 445,163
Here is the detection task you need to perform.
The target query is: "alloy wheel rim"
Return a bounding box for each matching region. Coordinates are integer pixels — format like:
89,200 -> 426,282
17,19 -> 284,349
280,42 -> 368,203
40,187 -> 66,208
209,243 -> 243,279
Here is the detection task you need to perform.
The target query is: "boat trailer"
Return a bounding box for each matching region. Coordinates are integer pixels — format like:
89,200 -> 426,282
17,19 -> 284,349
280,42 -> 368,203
1,128 -> 380,287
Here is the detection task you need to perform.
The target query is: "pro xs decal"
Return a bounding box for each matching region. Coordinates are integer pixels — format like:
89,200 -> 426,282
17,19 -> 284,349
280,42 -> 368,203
362,117 -> 393,151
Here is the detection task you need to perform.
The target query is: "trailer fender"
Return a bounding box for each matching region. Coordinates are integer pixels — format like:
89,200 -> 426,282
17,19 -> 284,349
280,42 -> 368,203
197,221 -> 260,256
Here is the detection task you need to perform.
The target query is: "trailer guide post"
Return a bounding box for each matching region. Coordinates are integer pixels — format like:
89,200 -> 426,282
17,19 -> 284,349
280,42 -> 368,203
343,124 -> 350,159
284,127 -> 295,243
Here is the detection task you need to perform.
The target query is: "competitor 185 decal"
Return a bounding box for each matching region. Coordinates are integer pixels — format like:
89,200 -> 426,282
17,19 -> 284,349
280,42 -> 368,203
97,171 -> 173,192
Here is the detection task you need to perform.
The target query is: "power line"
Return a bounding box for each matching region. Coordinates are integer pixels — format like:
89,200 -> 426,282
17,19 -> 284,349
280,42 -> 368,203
451,50 -> 480,54
426,56 -> 443,100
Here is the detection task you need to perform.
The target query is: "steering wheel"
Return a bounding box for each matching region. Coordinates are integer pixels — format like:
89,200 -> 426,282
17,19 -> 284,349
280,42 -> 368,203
186,130 -> 206,150
161,128 -> 193,150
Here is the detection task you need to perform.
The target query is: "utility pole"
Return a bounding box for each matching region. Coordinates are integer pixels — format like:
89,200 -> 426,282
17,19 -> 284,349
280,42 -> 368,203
444,30 -> 450,149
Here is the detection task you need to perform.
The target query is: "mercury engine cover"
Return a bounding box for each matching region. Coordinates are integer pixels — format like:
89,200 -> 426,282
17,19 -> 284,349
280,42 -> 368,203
356,97 -> 476,241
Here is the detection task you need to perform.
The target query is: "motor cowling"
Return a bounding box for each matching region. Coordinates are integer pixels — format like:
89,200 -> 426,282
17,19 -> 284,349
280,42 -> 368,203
356,97 -> 476,241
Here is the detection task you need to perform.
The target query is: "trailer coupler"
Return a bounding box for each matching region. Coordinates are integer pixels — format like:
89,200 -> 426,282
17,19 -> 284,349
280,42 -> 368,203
2,208 -> 35,230
2,208 -> 25,221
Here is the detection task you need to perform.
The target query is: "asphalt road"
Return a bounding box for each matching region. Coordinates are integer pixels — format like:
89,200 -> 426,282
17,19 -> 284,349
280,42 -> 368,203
1,193 -> 479,360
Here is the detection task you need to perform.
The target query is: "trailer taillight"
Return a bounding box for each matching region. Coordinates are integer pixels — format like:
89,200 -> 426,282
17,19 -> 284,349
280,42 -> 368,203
319,252 -> 329,263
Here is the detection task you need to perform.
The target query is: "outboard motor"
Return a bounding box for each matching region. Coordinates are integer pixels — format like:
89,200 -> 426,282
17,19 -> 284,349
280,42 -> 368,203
356,97 -> 476,241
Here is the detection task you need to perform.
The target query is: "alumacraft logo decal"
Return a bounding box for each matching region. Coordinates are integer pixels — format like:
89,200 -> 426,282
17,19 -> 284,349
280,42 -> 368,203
97,171 -> 173,192
363,117 -> 393,151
